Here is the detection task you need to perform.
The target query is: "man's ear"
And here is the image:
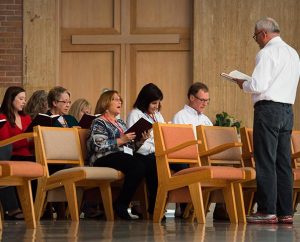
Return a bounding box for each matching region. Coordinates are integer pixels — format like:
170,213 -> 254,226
52,101 -> 57,107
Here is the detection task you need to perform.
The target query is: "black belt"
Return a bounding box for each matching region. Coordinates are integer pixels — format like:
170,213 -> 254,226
254,100 -> 291,108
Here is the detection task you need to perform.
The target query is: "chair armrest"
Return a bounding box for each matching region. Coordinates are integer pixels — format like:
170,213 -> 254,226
156,140 -> 201,156
0,132 -> 35,147
199,142 -> 242,157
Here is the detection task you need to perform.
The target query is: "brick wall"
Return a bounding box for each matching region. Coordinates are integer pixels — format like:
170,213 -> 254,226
0,0 -> 23,87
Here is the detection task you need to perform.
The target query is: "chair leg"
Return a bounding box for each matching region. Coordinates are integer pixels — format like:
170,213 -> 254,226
64,182 -> 79,221
202,190 -> 211,215
233,183 -> 246,223
16,180 -> 36,229
293,191 -> 298,212
153,187 -> 167,223
0,205 -> 3,230
34,178 -> 47,221
99,183 -> 114,221
222,183 -> 238,224
189,183 -> 206,224
243,190 -> 255,215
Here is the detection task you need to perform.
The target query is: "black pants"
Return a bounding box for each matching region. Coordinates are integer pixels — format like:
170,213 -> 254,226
254,101 -> 293,216
94,152 -> 157,212
141,153 -> 158,214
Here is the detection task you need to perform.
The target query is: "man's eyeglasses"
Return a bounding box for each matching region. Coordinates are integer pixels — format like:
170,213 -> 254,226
193,96 -> 210,104
252,31 -> 264,40
57,100 -> 72,105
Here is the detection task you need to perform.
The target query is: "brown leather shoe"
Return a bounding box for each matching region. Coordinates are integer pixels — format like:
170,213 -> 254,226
247,213 -> 278,224
278,215 -> 293,224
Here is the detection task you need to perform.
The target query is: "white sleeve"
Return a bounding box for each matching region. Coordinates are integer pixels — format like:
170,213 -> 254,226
126,109 -> 143,128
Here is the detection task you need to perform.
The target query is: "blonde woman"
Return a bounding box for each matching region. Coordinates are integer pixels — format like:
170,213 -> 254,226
69,98 -> 92,122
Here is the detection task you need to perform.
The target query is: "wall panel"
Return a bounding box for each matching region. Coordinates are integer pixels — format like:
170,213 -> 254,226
194,0 -> 300,128
135,51 -> 191,122
61,52 -> 117,111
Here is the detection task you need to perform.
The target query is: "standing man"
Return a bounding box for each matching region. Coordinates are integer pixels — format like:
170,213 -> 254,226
236,17 -> 300,224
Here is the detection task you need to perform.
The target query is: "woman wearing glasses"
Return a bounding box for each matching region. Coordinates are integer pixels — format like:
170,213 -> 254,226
87,90 -> 152,220
46,86 -> 78,128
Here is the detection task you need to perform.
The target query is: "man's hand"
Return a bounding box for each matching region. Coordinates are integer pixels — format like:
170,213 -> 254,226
234,78 -> 246,89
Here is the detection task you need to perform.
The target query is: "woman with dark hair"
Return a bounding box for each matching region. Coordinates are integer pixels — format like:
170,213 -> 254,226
0,86 -> 33,220
87,90 -> 152,220
0,86 -> 34,160
126,83 -> 164,217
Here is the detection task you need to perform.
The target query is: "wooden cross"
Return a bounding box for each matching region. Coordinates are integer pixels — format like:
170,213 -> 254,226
71,0 -> 179,45
69,0 -> 180,114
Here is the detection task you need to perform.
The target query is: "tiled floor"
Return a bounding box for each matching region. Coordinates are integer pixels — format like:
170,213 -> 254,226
1,211 -> 300,242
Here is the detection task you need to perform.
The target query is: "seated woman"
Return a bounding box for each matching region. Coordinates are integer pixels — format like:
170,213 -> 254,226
46,86 -> 79,127
0,86 -> 34,161
69,98 -> 92,122
87,90 -> 153,220
24,89 -> 48,119
126,83 -> 164,216
0,86 -> 34,220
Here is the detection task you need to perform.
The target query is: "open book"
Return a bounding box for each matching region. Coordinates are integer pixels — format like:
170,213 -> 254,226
125,117 -> 153,141
0,119 -> 7,129
220,70 -> 252,83
79,113 -> 100,129
25,113 -> 60,132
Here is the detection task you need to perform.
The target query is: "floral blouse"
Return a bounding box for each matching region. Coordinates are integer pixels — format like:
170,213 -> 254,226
87,117 -> 136,166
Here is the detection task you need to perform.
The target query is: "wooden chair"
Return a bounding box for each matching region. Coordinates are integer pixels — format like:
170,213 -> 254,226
77,128 -> 149,219
33,125 -> 124,222
196,125 -> 256,223
0,133 -> 44,229
290,130 -> 300,210
239,127 -> 257,216
240,127 -> 255,168
152,122 -> 250,224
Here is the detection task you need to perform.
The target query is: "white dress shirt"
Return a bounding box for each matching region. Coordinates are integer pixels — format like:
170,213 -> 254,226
172,104 -> 213,128
126,108 -> 165,155
243,36 -> 300,105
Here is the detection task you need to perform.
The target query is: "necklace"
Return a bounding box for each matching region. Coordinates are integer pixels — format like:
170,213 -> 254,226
102,113 -> 124,134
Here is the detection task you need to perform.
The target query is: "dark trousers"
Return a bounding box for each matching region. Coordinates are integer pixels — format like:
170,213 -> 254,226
142,153 -> 158,214
93,152 -> 148,209
253,101 -> 293,216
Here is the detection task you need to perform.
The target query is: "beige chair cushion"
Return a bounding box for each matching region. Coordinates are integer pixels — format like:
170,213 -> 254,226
51,166 -> 124,180
42,129 -> 80,160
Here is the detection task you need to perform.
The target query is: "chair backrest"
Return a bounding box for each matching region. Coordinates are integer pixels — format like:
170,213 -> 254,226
291,130 -> 300,168
240,127 -> 255,168
77,128 -> 89,164
196,125 -> 243,167
153,123 -> 201,180
34,126 -> 84,175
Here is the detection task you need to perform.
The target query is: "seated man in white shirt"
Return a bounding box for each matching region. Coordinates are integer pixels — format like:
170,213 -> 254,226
172,82 -> 228,220
173,82 -> 212,127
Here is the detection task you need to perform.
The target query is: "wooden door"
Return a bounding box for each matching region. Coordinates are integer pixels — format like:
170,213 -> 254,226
60,0 -> 192,121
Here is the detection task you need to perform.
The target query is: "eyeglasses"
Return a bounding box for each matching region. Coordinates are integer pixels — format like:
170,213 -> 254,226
193,95 -> 210,104
57,100 -> 72,105
252,31 -> 264,40
112,97 -> 122,103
